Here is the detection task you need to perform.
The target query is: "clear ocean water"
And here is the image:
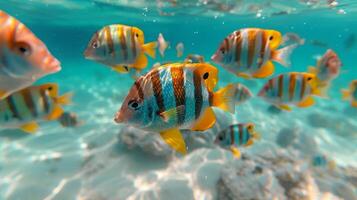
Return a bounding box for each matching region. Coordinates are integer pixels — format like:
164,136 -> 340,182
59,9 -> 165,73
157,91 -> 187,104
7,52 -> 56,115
0,1 -> 357,200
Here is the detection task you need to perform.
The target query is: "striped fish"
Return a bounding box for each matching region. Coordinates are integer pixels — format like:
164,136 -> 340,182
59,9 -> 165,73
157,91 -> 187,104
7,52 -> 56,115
114,63 -> 236,154
234,83 -> 253,105
0,83 -> 72,133
84,24 -> 157,76
308,49 -> 342,96
215,123 -> 260,158
0,10 -> 61,99
211,28 -> 297,79
341,80 -> 357,107
258,72 -> 323,111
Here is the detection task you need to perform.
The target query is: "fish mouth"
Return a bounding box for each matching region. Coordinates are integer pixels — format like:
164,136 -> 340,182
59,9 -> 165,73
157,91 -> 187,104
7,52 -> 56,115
114,112 -> 125,123
44,58 -> 61,73
211,54 -> 219,62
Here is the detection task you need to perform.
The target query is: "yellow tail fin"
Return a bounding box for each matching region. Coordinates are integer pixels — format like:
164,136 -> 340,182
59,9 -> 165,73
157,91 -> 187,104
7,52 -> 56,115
341,89 -> 350,100
55,92 -> 73,105
212,84 -> 236,114
142,41 -> 157,58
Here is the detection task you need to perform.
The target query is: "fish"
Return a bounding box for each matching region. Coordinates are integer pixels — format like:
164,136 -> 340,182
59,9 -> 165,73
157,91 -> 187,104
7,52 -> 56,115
341,80 -> 357,107
233,83 -> 253,105
157,33 -> 169,57
282,32 -> 305,46
176,42 -> 184,58
83,24 -> 157,75
114,62 -> 236,154
215,123 -> 260,158
184,54 -> 205,63
58,111 -> 83,127
211,28 -> 297,79
311,154 -> 336,170
258,72 -> 323,111
0,10 -> 61,99
0,83 -> 72,133
308,49 -> 342,96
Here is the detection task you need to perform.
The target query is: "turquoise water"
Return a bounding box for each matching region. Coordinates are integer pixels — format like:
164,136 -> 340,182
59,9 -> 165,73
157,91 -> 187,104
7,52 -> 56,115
0,1 -> 357,200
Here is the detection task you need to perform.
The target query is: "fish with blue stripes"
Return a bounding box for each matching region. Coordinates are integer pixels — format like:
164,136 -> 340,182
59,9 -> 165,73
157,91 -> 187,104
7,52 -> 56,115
211,28 -> 297,79
0,10 -> 61,99
215,123 -> 260,158
0,83 -> 72,133
114,63 -> 236,154
84,24 -> 157,76
258,72 -> 324,111
341,80 -> 357,107
233,83 -> 253,105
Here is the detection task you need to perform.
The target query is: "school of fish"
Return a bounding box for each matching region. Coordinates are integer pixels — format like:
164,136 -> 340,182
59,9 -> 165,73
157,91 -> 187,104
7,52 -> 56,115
0,10 -> 355,158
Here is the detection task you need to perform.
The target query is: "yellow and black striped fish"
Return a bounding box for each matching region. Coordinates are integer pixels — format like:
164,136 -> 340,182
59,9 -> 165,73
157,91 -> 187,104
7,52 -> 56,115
115,63 -> 236,154
215,123 -> 260,158
0,83 -> 72,133
258,72 -> 323,111
211,28 -> 297,79
84,24 -> 157,75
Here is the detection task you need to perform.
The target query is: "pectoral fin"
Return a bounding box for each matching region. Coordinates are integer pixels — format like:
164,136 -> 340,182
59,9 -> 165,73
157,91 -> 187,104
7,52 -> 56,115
133,54 -> 148,69
237,73 -> 252,79
112,65 -> 130,74
252,61 -> 274,78
159,105 -> 185,122
276,104 -> 292,111
160,128 -> 187,155
46,106 -> 64,120
230,146 -> 241,159
191,107 -> 216,131
297,96 -> 315,108
20,122 -> 39,134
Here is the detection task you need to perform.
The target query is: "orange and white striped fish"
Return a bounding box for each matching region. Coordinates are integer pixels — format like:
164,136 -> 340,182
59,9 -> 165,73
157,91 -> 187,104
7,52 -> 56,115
0,10 -> 61,99
0,83 -> 72,133
258,72 -> 323,111
84,24 -> 157,75
115,63 -> 236,154
211,28 -> 297,79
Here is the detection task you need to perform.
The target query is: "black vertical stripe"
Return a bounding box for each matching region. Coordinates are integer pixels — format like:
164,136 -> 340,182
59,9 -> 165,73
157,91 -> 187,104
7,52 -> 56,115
171,67 -> 186,125
239,124 -> 243,145
193,70 -> 203,119
134,78 -> 144,101
40,90 -> 50,114
230,126 -> 234,145
21,90 -> 37,117
6,95 -> 21,120
131,27 -> 137,59
150,70 -> 165,114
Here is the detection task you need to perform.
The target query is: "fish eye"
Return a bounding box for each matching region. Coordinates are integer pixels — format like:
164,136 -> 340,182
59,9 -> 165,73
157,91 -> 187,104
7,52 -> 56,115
92,41 -> 99,48
218,135 -> 224,141
15,42 -> 31,56
124,66 -> 129,71
135,33 -> 139,38
269,36 -> 274,41
203,72 -> 209,80
128,100 -> 140,110
307,77 -> 313,81
220,48 -> 225,54
48,86 -> 53,91
247,125 -> 253,130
